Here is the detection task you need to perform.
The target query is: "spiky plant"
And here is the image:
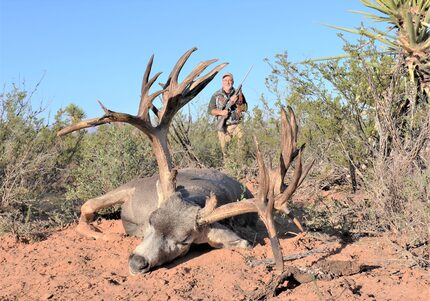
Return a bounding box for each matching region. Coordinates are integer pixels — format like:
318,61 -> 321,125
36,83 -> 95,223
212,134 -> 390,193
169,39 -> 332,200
327,0 -> 430,99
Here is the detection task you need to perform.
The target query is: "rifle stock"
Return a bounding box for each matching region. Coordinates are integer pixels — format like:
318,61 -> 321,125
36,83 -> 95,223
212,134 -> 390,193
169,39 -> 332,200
216,115 -> 228,132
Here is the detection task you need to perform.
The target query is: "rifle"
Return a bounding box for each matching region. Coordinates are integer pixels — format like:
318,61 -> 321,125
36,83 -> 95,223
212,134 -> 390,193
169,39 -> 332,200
216,66 -> 253,132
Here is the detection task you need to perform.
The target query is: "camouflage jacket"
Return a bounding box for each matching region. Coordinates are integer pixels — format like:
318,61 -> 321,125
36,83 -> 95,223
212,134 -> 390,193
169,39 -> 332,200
207,88 -> 247,125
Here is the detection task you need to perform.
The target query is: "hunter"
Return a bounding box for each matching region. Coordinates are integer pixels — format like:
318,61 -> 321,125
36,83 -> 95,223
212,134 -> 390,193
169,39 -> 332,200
208,73 -> 247,154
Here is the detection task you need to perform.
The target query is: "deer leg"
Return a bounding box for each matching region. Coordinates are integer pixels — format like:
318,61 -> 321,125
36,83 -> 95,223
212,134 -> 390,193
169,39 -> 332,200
77,186 -> 135,240
198,223 -> 250,249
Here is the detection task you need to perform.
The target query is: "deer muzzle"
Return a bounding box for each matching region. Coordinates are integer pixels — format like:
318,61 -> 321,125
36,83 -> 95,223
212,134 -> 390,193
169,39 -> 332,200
128,253 -> 150,275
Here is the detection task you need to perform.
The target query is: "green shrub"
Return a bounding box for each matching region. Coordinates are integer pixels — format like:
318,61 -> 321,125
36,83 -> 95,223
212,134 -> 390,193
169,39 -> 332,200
65,124 -> 157,201
0,86 -> 56,206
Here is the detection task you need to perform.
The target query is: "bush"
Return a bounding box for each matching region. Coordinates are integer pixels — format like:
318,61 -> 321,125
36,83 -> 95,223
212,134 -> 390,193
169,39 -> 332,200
266,37 -> 429,247
0,85 -> 84,240
0,86 -> 56,207
65,124 -> 157,201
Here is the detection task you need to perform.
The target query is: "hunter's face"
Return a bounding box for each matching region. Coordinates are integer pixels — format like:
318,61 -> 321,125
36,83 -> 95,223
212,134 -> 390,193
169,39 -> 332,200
222,76 -> 234,93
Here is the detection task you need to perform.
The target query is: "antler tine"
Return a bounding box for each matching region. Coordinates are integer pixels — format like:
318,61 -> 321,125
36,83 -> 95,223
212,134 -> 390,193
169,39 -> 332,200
96,99 -> 110,114
288,106 -> 298,150
138,71 -> 163,119
188,62 -> 229,98
198,193 -> 219,219
280,106 -> 294,170
298,159 -> 315,188
137,52 -> 166,120
274,147 -> 303,211
255,136 -> 270,202
273,107 -> 294,195
179,58 -> 218,92
143,54 -> 154,85
166,47 -> 197,91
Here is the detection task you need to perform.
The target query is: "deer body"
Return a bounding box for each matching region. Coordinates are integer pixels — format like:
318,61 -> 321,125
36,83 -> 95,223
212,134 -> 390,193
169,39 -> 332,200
78,168 -> 254,274
121,168 -> 252,237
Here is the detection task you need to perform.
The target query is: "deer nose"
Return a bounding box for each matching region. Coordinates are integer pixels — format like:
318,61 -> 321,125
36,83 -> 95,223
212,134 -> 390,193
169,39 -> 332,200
128,253 -> 150,274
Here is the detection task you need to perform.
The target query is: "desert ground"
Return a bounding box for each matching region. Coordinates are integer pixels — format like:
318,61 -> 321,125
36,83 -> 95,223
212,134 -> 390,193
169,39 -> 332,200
1,200 -> 428,301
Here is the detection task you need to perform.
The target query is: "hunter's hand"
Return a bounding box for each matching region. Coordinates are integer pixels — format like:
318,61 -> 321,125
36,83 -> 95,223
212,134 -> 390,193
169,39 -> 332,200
219,109 -> 229,117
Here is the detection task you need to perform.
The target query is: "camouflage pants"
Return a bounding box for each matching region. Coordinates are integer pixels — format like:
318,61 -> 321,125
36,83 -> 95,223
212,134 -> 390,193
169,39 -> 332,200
218,123 -> 243,154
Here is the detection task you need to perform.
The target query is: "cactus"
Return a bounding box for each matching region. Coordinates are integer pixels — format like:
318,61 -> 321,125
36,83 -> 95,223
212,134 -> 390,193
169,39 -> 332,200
326,0 -> 429,98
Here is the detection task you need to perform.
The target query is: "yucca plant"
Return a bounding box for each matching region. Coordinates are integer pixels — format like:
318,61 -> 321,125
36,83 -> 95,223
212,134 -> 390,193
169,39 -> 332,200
326,0 -> 430,99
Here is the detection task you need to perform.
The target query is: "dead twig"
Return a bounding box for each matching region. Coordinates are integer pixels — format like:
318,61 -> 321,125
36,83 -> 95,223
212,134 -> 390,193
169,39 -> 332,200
240,260 -> 380,300
247,247 -> 330,267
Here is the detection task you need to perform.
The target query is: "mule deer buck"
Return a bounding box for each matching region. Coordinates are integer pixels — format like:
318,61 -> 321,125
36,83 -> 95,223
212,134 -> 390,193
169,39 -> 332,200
58,48 -> 311,275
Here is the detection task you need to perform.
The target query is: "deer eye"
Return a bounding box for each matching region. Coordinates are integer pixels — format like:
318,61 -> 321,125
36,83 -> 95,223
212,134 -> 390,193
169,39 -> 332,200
178,235 -> 192,246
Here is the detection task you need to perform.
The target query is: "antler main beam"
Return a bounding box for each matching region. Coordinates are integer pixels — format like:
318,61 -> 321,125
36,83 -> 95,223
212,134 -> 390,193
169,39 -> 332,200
57,101 -> 150,137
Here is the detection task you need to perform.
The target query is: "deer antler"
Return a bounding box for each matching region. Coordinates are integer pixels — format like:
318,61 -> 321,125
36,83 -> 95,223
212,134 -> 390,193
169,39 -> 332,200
274,107 -> 314,228
197,136 -> 284,271
197,106 -> 313,272
58,47 -> 227,203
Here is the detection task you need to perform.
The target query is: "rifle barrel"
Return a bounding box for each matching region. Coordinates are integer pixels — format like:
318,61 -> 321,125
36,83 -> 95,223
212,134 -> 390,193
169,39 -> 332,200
236,66 -> 253,89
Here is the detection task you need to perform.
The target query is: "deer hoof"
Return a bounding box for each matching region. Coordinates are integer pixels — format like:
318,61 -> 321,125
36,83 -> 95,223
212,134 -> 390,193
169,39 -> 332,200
240,240 -> 251,249
76,222 -> 104,240
230,239 -> 251,249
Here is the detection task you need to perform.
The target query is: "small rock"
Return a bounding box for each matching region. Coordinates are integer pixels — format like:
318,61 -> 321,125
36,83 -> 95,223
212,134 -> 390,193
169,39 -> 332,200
42,293 -> 54,300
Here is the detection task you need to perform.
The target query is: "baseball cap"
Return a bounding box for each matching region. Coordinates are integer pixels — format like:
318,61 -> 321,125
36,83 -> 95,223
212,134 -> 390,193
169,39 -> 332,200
222,73 -> 234,80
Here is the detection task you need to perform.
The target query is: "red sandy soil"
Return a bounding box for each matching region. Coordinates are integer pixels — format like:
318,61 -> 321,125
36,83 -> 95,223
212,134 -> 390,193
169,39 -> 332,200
0,217 -> 428,301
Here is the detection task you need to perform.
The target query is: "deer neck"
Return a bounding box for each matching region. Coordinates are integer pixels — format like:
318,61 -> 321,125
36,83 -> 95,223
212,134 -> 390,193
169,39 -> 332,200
149,127 -> 176,201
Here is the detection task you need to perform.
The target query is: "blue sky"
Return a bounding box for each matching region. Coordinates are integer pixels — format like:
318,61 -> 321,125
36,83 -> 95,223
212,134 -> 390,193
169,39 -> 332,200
0,0 -> 376,122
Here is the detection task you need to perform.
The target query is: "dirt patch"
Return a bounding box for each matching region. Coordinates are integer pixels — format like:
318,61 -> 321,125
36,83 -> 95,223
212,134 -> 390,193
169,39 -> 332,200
1,219 -> 429,300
